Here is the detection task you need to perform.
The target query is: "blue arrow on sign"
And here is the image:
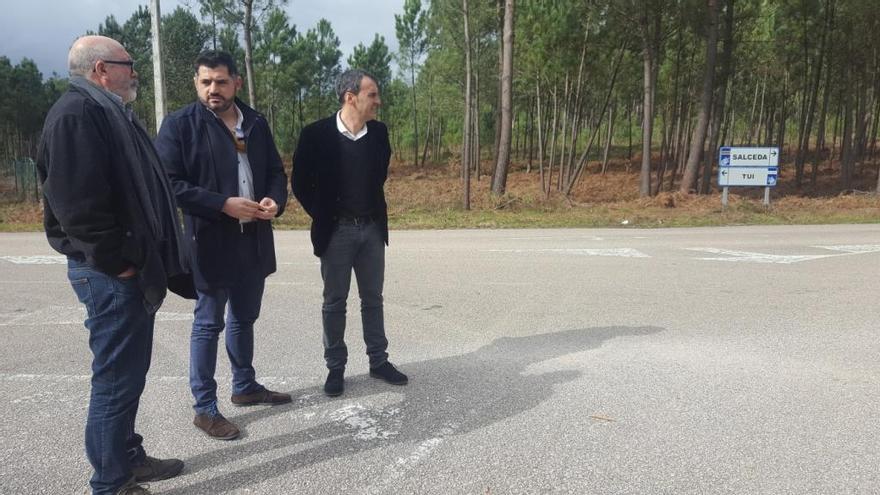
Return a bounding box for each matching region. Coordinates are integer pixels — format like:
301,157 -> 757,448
767,175 -> 777,186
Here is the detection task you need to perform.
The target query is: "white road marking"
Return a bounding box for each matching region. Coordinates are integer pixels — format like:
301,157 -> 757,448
687,245 -> 880,264
0,306 -> 193,327
0,373 -> 91,382
0,280 -> 68,284
507,236 -> 606,241
0,373 -> 297,383
1,255 -> 66,264
364,424 -> 457,494
685,248 -> 836,264
12,390 -> 86,405
329,403 -> 399,441
814,244 -> 880,254
486,248 -> 649,258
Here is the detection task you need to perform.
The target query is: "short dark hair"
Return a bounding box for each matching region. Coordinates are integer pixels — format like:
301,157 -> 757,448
194,50 -> 238,76
336,69 -> 378,104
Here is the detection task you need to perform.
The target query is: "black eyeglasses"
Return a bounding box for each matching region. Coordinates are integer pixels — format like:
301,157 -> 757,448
101,60 -> 135,72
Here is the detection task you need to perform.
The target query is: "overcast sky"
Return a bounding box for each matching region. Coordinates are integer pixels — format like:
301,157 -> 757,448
0,0 -> 404,79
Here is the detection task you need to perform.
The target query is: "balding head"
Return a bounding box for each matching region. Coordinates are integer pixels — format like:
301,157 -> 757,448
68,35 -> 124,77
68,35 -> 139,103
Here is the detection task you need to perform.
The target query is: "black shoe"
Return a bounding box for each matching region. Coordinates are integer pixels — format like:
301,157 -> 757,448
324,368 -> 345,396
369,362 -> 408,385
131,455 -> 184,482
116,477 -> 152,494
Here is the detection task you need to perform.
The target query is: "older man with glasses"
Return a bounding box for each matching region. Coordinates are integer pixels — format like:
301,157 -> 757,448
36,35 -> 194,495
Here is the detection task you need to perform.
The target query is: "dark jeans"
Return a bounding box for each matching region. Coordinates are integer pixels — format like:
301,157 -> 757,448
190,233 -> 265,415
320,220 -> 389,370
67,259 -> 156,495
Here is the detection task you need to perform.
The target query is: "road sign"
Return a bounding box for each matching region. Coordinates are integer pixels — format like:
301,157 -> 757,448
719,147 -> 779,167
718,146 -> 780,208
718,166 -> 779,187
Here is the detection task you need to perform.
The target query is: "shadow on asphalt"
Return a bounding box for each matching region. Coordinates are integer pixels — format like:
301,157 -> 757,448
163,325 -> 663,494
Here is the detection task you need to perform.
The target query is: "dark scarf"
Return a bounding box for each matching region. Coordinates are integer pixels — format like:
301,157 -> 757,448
69,76 -> 191,296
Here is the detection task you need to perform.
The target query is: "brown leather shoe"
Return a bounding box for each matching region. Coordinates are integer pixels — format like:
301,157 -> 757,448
193,413 -> 240,440
231,388 -> 292,407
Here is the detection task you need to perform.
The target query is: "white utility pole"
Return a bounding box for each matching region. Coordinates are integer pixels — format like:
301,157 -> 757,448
150,0 -> 167,128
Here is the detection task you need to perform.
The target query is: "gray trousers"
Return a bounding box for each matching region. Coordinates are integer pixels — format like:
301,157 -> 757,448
320,221 -> 389,370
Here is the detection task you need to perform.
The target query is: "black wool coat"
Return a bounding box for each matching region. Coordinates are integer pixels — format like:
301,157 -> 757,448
37,85 -> 194,304
291,115 -> 391,257
155,99 -> 288,290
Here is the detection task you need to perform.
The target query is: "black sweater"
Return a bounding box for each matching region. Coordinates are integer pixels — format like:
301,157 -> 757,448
292,115 -> 391,256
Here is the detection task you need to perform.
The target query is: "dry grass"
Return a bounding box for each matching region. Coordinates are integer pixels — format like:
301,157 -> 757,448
3,156 -> 879,232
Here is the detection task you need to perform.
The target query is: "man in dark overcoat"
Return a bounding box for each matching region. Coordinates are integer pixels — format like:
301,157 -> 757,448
292,69 -> 408,397
155,50 -> 290,441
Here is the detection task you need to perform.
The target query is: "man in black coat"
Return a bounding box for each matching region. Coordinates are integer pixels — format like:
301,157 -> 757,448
155,51 -> 290,441
292,69 -> 408,397
37,35 -> 189,495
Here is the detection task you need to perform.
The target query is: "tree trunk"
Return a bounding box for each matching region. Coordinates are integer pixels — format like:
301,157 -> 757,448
680,0 -> 719,194
474,70 -> 481,179
803,0 -> 834,189
812,60 -> 832,187
756,75 -> 767,145
409,63 -> 420,167
536,79 -> 548,197
421,77 -> 434,166
243,0 -> 257,107
777,75 -> 787,154
627,99 -> 633,163
854,75 -> 869,166
602,100 -> 615,174
840,58 -> 854,190
640,37 -> 656,197
700,0 -> 734,194
566,40 -> 627,195
567,37 -> 589,186
557,74 -> 570,191
526,96 -> 534,172
492,0 -> 504,165
461,0 -> 472,209
548,84 -> 558,191
746,76 -> 760,144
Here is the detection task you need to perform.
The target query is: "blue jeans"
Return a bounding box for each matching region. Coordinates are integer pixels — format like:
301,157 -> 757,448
67,259 -> 156,495
190,233 -> 265,415
320,221 -> 389,370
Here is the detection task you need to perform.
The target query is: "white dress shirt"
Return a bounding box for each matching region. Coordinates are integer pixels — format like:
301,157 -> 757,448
336,111 -> 368,141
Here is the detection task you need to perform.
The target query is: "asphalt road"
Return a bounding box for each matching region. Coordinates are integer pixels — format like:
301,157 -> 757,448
1,224 -> 878,494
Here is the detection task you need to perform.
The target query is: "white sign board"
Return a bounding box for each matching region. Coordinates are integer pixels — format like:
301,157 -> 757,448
719,147 -> 779,167
718,146 -> 779,188
718,167 -> 779,187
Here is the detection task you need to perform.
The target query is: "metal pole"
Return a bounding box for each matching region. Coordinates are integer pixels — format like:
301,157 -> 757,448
722,186 -> 729,209
763,186 -> 770,207
150,0 -> 167,130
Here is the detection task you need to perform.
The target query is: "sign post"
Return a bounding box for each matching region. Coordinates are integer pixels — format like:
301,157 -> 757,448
718,147 -> 779,208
